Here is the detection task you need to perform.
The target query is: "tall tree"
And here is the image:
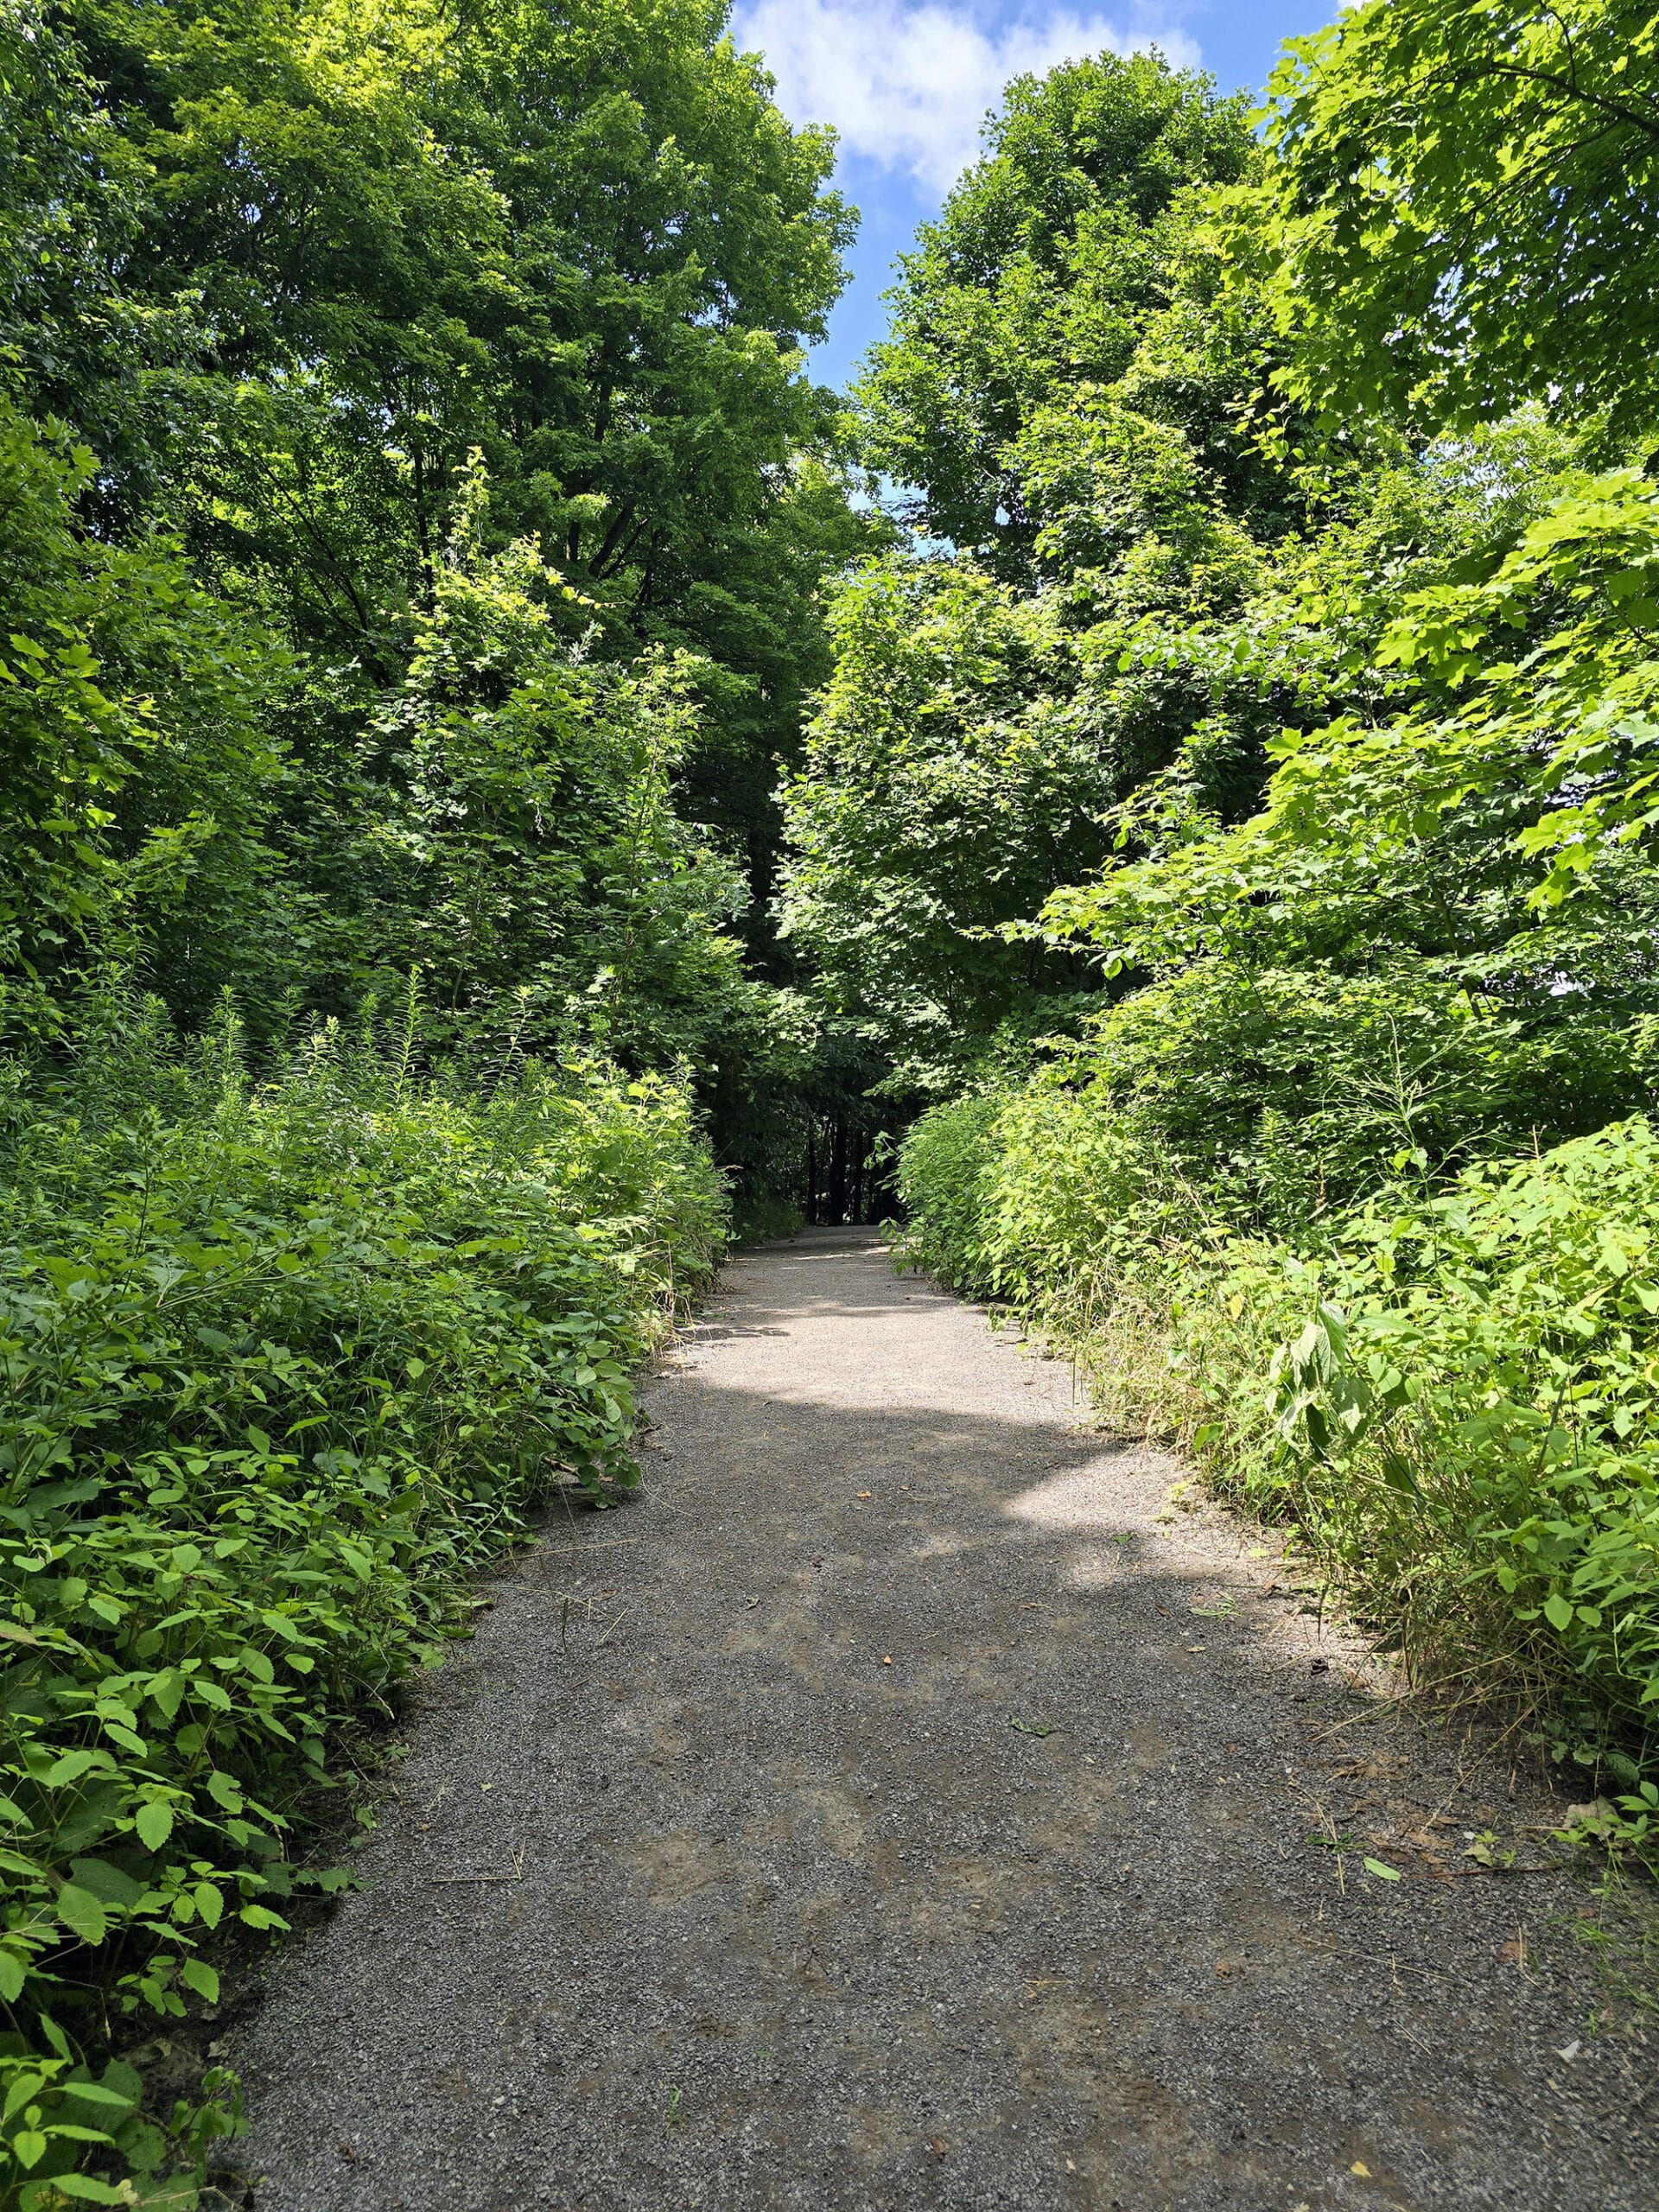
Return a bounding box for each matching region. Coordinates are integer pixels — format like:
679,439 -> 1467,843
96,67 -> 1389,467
61,0 -> 873,862
782,53 -> 1342,1087
855,50 -> 1256,569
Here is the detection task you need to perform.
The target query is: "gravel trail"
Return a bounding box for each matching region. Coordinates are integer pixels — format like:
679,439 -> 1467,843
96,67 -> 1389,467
232,1229 -> 1655,2210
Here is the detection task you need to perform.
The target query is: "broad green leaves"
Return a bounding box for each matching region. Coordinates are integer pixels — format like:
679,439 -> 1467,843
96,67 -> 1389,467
0,1017 -> 726,2197
1244,2 -> 1659,439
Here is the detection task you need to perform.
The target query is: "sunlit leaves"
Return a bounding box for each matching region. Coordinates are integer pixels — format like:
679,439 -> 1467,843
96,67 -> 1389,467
1241,1 -> 1659,438
0,1017 -> 725,2190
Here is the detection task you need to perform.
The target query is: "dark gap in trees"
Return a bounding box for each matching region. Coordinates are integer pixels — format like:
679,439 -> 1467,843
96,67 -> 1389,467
800,1118 -> 893,1224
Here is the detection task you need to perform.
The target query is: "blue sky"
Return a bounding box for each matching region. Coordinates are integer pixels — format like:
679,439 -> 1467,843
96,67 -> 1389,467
728,1 -> 1340,389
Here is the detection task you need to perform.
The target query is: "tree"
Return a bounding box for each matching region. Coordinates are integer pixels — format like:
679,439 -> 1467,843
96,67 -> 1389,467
0,397 -> 283,1039
856,50 -> 1256,568
286,460 -> 768,1068
777,558 -> 1108,1090
19,0 -> 881,1081
1247,0 -> 1659,440
785,48 -> 1562,1090
66,1 -> 861,682
0,3 -> 179,513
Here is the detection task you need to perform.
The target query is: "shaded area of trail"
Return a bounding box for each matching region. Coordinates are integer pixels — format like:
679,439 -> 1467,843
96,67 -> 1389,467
232,1230 -> 1654,2210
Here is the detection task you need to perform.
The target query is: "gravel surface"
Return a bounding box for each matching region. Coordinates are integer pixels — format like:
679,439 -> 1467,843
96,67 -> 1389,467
231,1229 -> 1656,2209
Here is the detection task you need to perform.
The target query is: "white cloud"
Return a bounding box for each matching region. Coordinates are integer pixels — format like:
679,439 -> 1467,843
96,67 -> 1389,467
731,2 -> 1202,194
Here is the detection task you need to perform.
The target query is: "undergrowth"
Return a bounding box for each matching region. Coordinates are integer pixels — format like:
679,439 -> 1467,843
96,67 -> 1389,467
898,1078 -> 1659,1853
0,991 -> 725,2207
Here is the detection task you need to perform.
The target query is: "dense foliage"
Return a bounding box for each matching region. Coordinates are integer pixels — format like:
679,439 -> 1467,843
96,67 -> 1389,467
0,1003 -> 722,2201
0,0 -> 855,2196
0,0 -> 881,1111
1243,0 -> 1659,441
855,52 -> 1257,569
781,58 -> 1281,1085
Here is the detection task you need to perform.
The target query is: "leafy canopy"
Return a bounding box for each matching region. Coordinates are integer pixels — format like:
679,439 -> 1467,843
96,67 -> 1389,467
856,50 -> 1256,567
1247,0 -> 1659,439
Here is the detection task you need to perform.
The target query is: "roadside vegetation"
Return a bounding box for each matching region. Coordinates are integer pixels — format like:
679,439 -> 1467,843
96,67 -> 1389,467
0,1007 -> 721,2200
0,0 -> 847,2197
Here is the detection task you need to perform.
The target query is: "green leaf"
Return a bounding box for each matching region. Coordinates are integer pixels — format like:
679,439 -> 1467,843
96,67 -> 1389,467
69,1858 -> 143,1907
57,2082 -> 134,2113
100,2063 -> 143,2107
43,1751 -> 99,1789
179,1959 -> 219,2003
0,1949 -> 28,2002
54,1883 -> 109,1945
147,1671 -> 185,1722
1362,1857 -> 1402,1882
3,2072 -> 45,2123
134,1801 -> 174,1853
1544,1593 -> 1575,1633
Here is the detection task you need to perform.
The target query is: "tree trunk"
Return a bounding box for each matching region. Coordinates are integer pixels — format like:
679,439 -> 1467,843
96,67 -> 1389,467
829,1122 -> 848,1224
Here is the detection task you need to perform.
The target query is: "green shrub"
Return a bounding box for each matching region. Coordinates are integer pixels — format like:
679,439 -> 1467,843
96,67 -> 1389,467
1265,1120 -> 1659,1756
890,1093 -> 1006,1289
0,1001 -> 724,2204
900,1071 -> 1659,1783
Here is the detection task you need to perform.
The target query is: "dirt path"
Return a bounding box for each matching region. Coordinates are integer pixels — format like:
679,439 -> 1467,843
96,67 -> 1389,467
232,1230 -> 1654,2210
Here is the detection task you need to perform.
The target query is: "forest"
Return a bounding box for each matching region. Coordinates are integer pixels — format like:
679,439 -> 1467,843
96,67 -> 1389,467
2,0 -> 1659,2199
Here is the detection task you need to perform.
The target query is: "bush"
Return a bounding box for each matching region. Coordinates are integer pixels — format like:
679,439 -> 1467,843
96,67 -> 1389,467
899,1071 -> 1659,1788
1265,1121 -> 1659,1757
890,1093 -> 1006,1289
0,997 -> 724,2204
